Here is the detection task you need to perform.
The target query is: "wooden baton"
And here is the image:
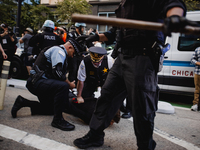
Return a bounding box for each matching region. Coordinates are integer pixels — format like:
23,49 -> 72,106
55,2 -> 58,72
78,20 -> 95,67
72,14 -> 200,35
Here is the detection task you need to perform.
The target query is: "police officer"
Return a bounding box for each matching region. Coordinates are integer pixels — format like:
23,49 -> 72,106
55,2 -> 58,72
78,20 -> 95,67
11,38 -> 84,131
68,46 -> 117,124
68,22 -> 86,39
29,20 -> 64,56
73,0 -> 188,149
67,22 -> 87,83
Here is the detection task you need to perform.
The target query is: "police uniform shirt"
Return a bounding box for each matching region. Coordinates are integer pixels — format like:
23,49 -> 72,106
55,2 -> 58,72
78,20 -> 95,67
44,45 -> 67,68
30,45 -> 67,77
77,55 -> 114,82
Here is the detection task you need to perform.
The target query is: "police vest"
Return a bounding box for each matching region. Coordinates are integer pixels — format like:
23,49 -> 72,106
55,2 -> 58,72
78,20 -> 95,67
84,55 -> 109,89
39,31 -> 64,50
33,46 -> 68,80
68,31 -> 80,39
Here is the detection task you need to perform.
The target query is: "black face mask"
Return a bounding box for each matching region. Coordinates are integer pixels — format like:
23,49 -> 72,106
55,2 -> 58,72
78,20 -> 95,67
79,27 -> 84,34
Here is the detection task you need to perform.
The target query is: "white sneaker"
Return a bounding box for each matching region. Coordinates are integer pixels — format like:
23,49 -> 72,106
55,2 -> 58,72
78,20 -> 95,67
191,104 -> 198,111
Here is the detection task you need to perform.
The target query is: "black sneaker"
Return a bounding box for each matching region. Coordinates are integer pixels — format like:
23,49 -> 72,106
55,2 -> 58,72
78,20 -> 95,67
51,118 -> 75,131
11,95 -> 24,118
73,131 -> 104,149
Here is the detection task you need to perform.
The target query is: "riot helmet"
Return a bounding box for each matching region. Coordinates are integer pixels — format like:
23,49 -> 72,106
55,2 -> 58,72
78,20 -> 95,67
42,20 -> 55,32
75,22 -> 86,34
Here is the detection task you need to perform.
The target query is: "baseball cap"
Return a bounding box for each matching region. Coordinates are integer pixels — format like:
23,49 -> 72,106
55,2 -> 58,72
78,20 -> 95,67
25,27 -> 33,33
1,23 -> 8,28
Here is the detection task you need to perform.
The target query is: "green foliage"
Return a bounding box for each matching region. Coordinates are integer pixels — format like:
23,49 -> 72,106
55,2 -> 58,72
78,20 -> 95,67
0,0 -> 54,35
0,0 -> 17,27
56,0 -> 92,27
183,0 -> 200,11
21,0 -> 54,33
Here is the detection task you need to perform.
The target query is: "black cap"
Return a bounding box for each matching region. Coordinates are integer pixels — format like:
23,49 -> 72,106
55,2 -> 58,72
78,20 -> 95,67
89,46 -> 107,62
68,38 -> 86,55
89,46 -> 107,55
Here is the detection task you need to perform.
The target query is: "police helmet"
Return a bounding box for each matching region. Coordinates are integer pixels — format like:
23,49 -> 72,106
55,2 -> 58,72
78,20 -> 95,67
42,20 -> 55,29
89,46 -> 107,63
75,22 -> 86,28
68,38 -> 86,56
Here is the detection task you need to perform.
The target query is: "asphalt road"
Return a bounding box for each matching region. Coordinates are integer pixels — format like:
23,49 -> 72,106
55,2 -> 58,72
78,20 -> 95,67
0,84 -> 200,150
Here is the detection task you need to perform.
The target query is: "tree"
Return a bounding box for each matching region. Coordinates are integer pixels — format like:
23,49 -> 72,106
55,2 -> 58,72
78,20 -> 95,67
20,0 -> 54,33
183,0 -> 200,11
0,0 -> 17,27
56,0 -> 92,27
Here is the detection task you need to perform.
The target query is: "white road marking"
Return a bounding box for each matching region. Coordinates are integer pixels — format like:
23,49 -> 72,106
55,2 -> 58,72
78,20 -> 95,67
128,117 -> 200,150
1,107 -> 199,150
173,106 -> 191,111
0,124 -> 78,150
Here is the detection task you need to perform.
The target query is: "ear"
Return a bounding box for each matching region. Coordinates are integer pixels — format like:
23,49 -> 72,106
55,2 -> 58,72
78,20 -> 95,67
69,45 -> 75,53
68,45 -> 73,49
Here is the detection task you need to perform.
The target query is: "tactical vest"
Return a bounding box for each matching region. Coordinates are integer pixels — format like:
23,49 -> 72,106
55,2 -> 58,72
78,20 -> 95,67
115,0 -> 165,48
33,46 -> 68,80
39,31 -> 63,50
84,55 -> 109,90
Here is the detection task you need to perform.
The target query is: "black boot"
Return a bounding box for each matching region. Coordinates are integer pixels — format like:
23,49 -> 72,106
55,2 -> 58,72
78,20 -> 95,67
51,117 -> 75,131
121,111 -> 132,119
11,95 -> 25,118
73,130 -> 105,149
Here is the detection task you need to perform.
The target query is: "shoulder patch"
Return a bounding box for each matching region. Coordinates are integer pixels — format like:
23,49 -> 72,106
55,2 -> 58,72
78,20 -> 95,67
80,64 -> 85,70
59,50 -> 65,57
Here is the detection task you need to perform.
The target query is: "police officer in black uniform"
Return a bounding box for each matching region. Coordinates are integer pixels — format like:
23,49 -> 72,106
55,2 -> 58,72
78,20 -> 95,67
73,0 -> 188,149
29,20 -> 64,57
68,46 -> 120,124
67,22 -> 87,83
11,38 -> 84,131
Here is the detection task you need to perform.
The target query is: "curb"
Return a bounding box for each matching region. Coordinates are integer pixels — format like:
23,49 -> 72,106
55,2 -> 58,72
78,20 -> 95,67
6,79 -> 26,90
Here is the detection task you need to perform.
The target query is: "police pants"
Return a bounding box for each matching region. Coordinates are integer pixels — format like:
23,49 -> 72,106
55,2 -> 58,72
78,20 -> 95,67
90,54 -> 159,150
26,77 -> 69,118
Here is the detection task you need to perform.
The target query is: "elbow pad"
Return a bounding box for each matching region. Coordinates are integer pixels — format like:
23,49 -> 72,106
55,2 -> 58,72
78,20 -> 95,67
52,63 -> 66,81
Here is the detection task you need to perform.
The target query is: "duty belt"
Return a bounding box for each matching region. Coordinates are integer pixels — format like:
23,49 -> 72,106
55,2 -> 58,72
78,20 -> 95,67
120,47 -> 151,56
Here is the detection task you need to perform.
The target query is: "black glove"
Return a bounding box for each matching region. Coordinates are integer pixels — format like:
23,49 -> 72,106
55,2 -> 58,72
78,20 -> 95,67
76,34 -> 100,48
76,35 -> 89,43
164,15 -> 199,37
85,33 -> 99,43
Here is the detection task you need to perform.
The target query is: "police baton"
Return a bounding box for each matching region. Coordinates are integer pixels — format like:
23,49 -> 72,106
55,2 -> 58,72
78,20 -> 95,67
72,14 -> 200,35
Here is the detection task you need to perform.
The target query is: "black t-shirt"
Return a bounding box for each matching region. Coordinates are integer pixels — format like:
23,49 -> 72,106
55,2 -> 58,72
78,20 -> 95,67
0,34 -> 17,51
